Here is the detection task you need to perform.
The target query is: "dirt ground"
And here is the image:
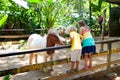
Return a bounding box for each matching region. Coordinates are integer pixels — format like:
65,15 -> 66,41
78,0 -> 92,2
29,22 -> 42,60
0,37 -> 120,80
73,66 -> 120,80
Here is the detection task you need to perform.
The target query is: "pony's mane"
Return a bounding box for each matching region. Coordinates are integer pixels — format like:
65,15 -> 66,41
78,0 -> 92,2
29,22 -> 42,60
48,28 -> 66,43
48,28 -> 59,37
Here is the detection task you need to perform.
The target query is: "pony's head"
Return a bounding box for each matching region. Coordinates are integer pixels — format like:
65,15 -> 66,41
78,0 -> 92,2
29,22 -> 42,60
57,26 -> 66,37
47,33 -> 65,55
48,28 -> 66,45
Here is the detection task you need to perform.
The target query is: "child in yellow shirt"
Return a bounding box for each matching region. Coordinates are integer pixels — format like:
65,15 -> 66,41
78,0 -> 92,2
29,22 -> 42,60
67,25 -> 82,72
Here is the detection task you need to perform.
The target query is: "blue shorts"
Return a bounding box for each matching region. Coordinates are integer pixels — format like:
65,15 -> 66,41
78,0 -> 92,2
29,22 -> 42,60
82,46 -> 96,55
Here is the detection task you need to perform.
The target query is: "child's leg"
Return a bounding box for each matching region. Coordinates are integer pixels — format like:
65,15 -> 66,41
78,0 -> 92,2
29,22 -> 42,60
84,53 -> 88,67
70,61 -> 75,70
70,50 -> 76,70
75,61 -> 79,70
75,49 -> 81,70
83,53 -> 89,69
88,53 -> 92,68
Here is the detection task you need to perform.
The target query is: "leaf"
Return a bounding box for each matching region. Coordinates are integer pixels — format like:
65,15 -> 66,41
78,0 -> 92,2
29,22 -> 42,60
48,0 -> 53,3
28,0 -> 43,4
91,3 -> 101,12
28,0 -> 40,3
3,74 -> 10,80
0,15 -> 8,27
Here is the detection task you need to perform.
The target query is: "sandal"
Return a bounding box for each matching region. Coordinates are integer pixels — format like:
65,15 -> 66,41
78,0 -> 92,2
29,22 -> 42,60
88,65 -> 92,68
66,69 -> 74,73
74,69 -> 79,72
82,66 -> 89,70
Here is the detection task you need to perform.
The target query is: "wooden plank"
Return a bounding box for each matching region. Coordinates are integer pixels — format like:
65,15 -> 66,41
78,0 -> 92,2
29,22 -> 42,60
0,35 -> 29,38
0,41 -> 21,44
0,58 -> 69,76
44,59 -> 120,80
0,29 -> 45,31
92,48 -> 120,58
0,48 -> 120,77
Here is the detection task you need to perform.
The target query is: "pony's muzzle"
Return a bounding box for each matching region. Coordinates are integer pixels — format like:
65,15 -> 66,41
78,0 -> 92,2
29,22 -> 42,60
63,40 -> 69,45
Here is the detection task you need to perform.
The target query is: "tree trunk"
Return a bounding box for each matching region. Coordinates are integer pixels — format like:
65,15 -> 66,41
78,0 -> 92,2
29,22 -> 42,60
100,9 -> 107,51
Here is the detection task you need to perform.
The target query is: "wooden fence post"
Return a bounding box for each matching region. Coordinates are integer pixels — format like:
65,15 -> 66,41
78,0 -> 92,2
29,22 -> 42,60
107,42 -> 112,73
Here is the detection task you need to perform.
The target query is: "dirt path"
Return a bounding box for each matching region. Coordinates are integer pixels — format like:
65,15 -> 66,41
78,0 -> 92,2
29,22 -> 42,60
0,37 -> 120,80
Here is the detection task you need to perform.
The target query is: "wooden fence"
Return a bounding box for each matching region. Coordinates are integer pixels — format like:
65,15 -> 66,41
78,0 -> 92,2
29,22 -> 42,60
0,29 -> 46,41
0,38 -> 120,80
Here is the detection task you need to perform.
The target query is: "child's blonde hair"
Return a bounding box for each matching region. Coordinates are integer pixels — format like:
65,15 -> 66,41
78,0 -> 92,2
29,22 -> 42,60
67,25 -> 77,33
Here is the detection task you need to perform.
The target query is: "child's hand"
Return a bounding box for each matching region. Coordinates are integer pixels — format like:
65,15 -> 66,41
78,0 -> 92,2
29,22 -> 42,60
66,39 -> 71,45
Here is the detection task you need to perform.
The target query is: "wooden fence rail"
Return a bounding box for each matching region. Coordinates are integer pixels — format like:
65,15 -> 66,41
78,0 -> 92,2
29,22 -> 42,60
0,48 -> 120,77
0,38 -> 120,57
0,38 -> 120,79
0,29 -> 46,40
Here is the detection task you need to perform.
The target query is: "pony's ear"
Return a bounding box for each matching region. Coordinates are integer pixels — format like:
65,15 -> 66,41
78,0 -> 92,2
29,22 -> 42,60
48,28 -> 58,35
44,34 -> 47,36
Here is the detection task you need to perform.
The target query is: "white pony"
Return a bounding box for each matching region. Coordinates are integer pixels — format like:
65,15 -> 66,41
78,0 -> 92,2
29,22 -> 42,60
27,28 -> 66,64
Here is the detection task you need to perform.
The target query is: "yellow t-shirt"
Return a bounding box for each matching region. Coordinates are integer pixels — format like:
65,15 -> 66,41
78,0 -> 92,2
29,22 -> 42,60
70,31 -> 82,50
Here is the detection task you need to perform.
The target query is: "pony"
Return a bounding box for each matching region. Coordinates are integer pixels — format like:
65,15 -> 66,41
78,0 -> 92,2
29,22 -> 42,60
57,26 -> 66,37
27,28 -> 66,65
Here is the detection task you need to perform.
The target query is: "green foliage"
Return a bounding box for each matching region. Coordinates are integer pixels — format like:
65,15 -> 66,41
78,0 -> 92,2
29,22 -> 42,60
19,40 -> 27,50
28,0 -> 41,3
3,74 -> 10,80
89,0 -> 109,27
0,15 -> 8,27
28,0 -> 43,5
91,0 -> 103,12
28,0 -> 65,30
42,1 -> 61,29
0,0 -> 110,36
